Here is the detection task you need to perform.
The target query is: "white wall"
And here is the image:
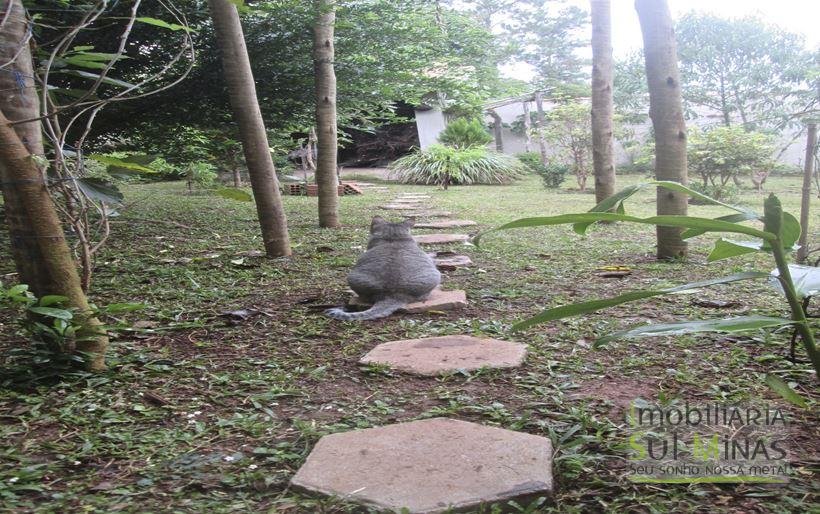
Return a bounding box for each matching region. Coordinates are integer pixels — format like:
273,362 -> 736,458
414,108 -> 448,149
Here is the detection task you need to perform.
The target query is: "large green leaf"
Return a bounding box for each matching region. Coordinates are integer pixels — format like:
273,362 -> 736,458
75,177 -> 124,205
764,374 -> 808,408
87,154 -> 156,174
214,188 -> 253,202
474,212 -> 776,245
779,212 -> 801,250
572,184 -> 644,233
136,17 -> 194,32
28,306 -> 73,320
594,316 -> 794,347
512,272 -> 770,331
681,212 -> 759,239
651,180 -> 750,213
59,69 -> 137,89
707,239 -> 762,262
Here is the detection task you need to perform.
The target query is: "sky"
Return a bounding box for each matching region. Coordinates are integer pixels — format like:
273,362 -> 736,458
500,0 -> 820,79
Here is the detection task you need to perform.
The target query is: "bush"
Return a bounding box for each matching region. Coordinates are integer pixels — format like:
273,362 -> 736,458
186,162 -> 218,189
389,144 -> 525,186
516,152 -> 567,189
688,126 -> 775,187
437,118 -> 493,148
688,182 -> 741,204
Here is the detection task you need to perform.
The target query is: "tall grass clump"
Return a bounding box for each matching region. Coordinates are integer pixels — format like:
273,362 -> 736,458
389,144 -> 525,187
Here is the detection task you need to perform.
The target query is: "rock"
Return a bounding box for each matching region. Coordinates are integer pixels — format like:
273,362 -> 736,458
291,418 -> 553,513
360,335 -> 527,375
380,204 -> 426,210
350,287 -> 467,313
414,220 -> 477,229
402,211 -> 452,218
433,254 -> 473,270
413,234 -> 470,245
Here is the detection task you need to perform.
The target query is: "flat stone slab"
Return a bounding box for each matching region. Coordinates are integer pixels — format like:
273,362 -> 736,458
360,335 -> 527,375
380,204 -> 429,211
291,418 -> 553,513
351,287 -> 467,313
414,234 -> 470,245
397,194 -> 430,199
415,220 -> 477,229
433,254 -> 473,269
403,211 -> 452,218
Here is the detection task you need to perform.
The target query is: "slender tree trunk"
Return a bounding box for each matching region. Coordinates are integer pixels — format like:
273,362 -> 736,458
590,0 -> 615,204
522,101 -> 532,152
488,109 -> 503,152
313,0 -> 340,228
232,164 -> 241,188
208,0 -> 291,256
719,74 -> 731,126
636,0 -> 688,260
534,91 -> 549,165
307,127 -> 317,171
0,0 -> 107,371
796,122 -> 817,264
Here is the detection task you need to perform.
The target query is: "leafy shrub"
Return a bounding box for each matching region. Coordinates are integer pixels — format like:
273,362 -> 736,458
688,126 -> 774,187
389,144 -> 525,186
186,161 -> 218,189
437,118 -> 493,148
516,152 -> 567,189
688,182 -> 741,204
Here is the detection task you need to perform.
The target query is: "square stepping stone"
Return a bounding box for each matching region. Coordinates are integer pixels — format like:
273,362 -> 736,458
414,233 -> 470,245
433,254 -> 473,269
415,220 -> 477,229
360,335 -> 527,375
397,194 -> 430,199
350,287 -> 467,313
403,211 -> 452,218
291,418 -> 553,513
380,204 -> 425,210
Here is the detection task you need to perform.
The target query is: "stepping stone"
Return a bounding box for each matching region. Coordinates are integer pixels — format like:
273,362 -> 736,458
414,233 -> 470,245
360,335 -> 527,375
433,254 -> 473,270
403,211 -> 452,218
351,287 -> 467,313
380,204 -> 428,210
291,418 -> 553,513
415,220 -> 477,229
397,194 -> 430,199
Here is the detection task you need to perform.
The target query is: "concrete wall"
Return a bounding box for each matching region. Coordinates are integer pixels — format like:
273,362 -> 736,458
415,102 -> 808,168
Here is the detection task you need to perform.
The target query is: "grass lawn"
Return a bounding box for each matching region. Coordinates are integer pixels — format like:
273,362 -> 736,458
0,174 -> 817,512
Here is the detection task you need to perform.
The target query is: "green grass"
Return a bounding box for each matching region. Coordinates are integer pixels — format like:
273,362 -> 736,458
0,174 -> 817,513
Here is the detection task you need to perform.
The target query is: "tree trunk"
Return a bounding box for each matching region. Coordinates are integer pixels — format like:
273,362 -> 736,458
590,0 -> 615,204
489,109 -> 503,152
0,0 -> 107,371
636,0 -> 689,260
796,122 -> 817,264
232,164 -> 241,188
208,0 -> 291,256
522,101 -> 532,152
534,91 -> 549,165
313,0 -> 340,228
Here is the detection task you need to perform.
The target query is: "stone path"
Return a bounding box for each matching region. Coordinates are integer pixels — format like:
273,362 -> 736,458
295,189 -> 544,513
291,418 -> 553,513
360,335 -> 527,375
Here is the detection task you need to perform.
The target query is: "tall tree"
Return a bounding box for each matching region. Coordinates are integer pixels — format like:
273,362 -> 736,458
0,0 -> 108,371
313,0 -> 340,228
675,13 -> 815,130
208,0 -> 292,256
635,0 -> 688,260
796,122 -> 817,264
590,0 -> 615,204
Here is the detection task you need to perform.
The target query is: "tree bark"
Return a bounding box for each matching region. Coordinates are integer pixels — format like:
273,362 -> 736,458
488,109 -> 503,152
534,91 -> 549,165
590,0 -> 615,204
636,0 -> 689,260
313,0 -> 340,228
796,122 -> 817,264
208,0 -> 291,256
0,0 -> 107,371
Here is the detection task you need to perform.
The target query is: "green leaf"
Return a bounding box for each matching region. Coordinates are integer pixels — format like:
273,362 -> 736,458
104,303 -> 146,313
75,177 -> 124,205
780,212 -> 801,250
572,184 -> 646,233
136,17 -> 193,32
681,212 -> 759,239
764,374 -> 808,408
214,188 -> 253,202
7,284 -> 29,297
28,306 -> 74,320
594,316 -> 794,347
512,272 -> 770,331
63,57 -> 108,70
475,212 -> 776,246
707,239 -> 762,262
651,180 -> 750,213
59,69 -> 137,89
87,155 -> 156,174
39,295 -> 68,307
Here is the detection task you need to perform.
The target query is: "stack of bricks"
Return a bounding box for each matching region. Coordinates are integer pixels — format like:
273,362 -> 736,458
285,183 -> 363,196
